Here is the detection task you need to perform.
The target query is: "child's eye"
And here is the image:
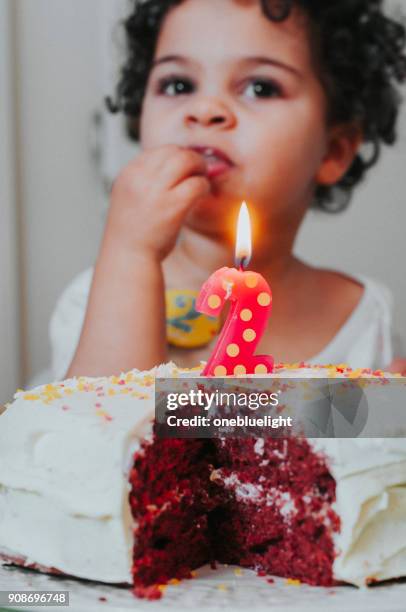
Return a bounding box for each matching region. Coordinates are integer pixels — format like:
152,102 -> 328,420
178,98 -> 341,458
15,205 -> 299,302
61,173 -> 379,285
243,78 -> 283,99
156,76 -> 195,96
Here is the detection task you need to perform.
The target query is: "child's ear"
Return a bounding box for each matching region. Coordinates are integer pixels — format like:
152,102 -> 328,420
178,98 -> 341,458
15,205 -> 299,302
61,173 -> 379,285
316,123 -> 363,186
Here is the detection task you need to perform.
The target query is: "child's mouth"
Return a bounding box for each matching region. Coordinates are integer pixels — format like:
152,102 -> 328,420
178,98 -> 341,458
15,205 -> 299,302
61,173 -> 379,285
190,146 -> 235,179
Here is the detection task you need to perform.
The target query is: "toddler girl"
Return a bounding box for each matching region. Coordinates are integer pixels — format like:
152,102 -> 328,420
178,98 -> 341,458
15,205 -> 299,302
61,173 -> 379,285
50,0 -> 406,379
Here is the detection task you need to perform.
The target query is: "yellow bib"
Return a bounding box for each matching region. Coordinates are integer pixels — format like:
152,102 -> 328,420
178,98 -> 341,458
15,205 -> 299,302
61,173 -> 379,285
165,289 -> 220,348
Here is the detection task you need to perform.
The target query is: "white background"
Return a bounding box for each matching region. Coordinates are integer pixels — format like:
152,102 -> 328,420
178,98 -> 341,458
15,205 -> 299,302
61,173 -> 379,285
0,0 -> 405,403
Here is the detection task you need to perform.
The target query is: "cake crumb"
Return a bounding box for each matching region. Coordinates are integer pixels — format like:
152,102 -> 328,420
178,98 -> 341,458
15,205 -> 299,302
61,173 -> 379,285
168,578 -> 181,585
98,596 -> 107,602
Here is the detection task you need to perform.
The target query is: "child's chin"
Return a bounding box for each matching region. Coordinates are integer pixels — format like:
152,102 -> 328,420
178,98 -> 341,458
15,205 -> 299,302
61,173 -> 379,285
187,197 -> 238,233
194,191 -> 235,214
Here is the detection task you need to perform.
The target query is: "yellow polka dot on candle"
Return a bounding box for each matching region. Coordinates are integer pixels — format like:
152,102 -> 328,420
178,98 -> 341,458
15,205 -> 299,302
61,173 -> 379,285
226,343 -> 240,357
214,365 -> 227,376
255,364 -> 268,374
243,328 -> 256,342
244,273 -> 258,288
257,292 -> 271,306
208,294 -> 221,309
240,308 -> 253,322
234,365 -> 247,375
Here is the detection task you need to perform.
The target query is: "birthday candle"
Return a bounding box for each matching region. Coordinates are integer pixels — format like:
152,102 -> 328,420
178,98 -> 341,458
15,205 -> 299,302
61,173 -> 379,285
196,202 -> 274,376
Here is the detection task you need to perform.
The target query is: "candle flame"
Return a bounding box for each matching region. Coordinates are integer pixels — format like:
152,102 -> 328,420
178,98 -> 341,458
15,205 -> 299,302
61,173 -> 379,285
235,201 -> 252,269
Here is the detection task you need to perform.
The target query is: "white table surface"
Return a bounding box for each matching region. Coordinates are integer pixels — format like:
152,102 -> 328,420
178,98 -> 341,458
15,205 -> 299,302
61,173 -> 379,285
2,560 -> 406,612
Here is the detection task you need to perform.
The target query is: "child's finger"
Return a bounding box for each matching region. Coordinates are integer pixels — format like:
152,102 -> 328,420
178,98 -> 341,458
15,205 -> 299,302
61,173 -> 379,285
172,175 -> 211,209
113,145 -> 197,194
159,149 -> 207,189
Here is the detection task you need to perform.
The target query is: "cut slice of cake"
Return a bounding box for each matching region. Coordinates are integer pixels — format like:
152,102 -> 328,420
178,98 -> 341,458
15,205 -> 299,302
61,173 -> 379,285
0,362 -> 405,597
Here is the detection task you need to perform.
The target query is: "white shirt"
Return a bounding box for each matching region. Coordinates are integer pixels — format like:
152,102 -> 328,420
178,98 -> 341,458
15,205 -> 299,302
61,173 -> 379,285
48,267 -> 396,382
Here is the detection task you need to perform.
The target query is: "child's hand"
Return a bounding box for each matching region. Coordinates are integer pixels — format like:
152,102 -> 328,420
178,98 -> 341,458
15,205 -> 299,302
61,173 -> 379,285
108,145 -> 211,260
386,358 -> 406,376
66,145 -> 211,376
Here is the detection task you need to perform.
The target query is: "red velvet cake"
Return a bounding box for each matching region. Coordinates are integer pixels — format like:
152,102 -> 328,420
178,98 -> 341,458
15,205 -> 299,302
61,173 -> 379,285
129,435 -> 339,597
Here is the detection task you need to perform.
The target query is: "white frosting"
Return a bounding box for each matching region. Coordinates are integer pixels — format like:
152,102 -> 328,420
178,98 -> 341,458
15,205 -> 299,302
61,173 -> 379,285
254,438 -> 265,456
0,362 -> 405,587
0,361 -> 179,583
313,439 -> 406,585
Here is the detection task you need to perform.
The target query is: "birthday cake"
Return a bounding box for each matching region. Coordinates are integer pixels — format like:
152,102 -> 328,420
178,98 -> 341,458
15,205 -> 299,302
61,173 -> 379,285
0,362 -> 406,598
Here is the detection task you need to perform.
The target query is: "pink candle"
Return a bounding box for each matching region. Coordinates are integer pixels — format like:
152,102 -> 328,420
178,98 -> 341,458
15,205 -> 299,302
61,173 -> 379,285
196,203 -> 274,376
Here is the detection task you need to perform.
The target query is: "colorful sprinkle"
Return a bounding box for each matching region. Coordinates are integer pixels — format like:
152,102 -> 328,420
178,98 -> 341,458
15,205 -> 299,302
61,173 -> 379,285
285,578 -> 301,586
95,409 -> 113,422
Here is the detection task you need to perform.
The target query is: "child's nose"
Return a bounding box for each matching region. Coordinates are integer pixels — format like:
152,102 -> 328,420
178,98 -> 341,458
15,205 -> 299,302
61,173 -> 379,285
184,97 -> 236,130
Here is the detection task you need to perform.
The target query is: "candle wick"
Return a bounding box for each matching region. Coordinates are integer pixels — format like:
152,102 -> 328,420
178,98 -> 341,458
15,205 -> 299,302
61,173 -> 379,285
237,255 -> 249,271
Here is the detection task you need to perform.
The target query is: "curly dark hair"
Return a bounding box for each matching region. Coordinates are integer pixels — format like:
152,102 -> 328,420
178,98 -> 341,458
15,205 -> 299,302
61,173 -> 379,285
106,0 -> 406,212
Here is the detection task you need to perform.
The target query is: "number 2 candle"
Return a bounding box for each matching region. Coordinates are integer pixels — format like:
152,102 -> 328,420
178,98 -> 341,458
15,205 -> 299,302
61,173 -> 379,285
196,202 -> 274,376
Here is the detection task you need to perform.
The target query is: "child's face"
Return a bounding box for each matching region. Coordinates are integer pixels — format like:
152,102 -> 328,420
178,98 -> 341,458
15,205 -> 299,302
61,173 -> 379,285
140,0 -> 330,235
